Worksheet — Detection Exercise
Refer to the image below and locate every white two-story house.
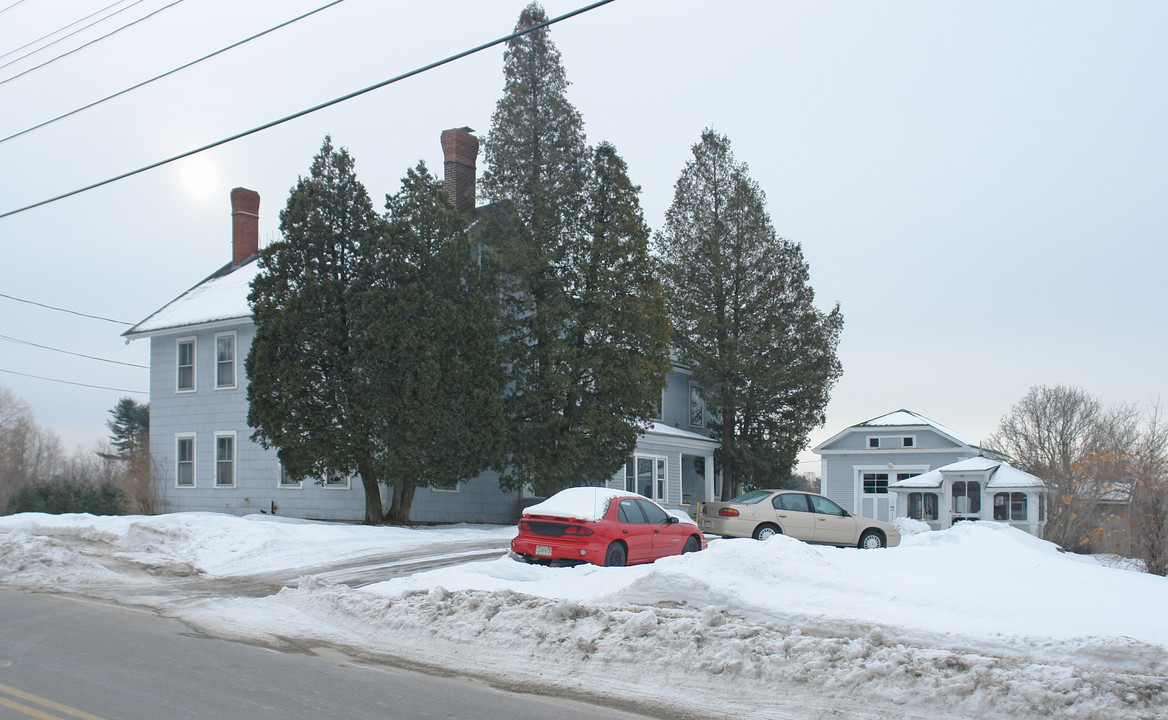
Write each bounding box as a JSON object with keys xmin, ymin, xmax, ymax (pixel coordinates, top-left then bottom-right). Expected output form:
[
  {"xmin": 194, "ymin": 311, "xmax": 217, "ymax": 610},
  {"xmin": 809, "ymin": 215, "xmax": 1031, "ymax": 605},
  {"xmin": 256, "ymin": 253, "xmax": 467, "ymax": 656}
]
[{"xmin": 123, "ymin": 128, "xmax": 718, "ymax": 523}]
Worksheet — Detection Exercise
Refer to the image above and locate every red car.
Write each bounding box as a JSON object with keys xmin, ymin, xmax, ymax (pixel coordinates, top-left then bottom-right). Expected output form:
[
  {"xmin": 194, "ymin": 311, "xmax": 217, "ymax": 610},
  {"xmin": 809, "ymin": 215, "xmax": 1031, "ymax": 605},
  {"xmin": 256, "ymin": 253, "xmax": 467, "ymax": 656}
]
[{"xmin": 511, "ymin": 487, "xmax": 707, "ymax": 567}]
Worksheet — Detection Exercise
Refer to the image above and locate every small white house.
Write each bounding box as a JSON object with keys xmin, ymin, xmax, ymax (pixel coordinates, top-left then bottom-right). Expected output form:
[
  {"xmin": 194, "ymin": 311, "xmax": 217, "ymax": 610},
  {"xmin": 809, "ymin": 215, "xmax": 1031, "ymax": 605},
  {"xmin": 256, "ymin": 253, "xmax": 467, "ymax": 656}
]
[
  {"xmin": 814, "ymin": 409, "xmax": 1006, "ymax": 522},
  {"xmin": 890, "ymin": 457, "xmax": 1046, "ymax": 537}
]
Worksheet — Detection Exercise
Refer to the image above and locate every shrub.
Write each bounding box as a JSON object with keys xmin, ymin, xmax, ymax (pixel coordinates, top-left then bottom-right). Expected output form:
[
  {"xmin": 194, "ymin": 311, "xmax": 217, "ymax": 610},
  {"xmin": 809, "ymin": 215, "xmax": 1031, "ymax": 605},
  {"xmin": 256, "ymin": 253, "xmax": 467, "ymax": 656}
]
[{"xmin": 5, "ymin": 479, "xmax": 124, "ymax": 515}]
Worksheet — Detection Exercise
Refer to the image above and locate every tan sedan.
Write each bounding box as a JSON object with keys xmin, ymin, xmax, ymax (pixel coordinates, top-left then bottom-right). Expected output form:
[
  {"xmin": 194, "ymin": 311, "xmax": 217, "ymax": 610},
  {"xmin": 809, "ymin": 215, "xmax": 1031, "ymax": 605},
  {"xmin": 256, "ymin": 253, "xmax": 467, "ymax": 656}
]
[{"xmin": 699, "ymin": 490, "xmax": 900, "ymax": 549}]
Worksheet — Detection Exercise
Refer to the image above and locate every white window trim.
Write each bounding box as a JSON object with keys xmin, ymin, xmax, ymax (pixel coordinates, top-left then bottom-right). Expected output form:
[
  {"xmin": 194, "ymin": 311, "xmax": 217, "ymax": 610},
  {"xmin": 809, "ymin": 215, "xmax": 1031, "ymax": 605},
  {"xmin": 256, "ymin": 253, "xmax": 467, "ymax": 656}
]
[
  {"xmin": 688, "ymin": 382, "xmax": 705, "ymax": 429},
  {"xmin": 214, "ymin": 431, "xmax": 236, "ymax": 488},
  {"xmin": 854, "ymin": 464, "xmax": 929, "ymax": 512},
  {"xmin": 653, "ymin": 388, "xmax": 665, "ymax": 422},
  {"xmin": 175, "ymin": 433, "xmax": 196, "ymax": 488},
  {"xmin": 176, "ymin": 337, "xmax": 197, "ymax": 393},
  {"xmin": 322, "ymin": 472, "xmax": 351, "ymax": 490},
  {"xmin": 213, "ymin": 331, "xmax": 238, "ymax": 390},
  {"xmin": 901, "ymin": 435, "xmax": 917, "ymax": 448},
  {"xmin": 866, "ymin": 436, "xmax": 881, "ymax": 449},
  {"xmin": 277, "ymin": 462, "xmax": 303, "ymax": 489},
  {"xmin": 431, "ymin": 483, "xmax": 461, "ymax": 493},
  {"xmin": 627, "ymin": 453, "xmax": 669, "ymax": 504}
]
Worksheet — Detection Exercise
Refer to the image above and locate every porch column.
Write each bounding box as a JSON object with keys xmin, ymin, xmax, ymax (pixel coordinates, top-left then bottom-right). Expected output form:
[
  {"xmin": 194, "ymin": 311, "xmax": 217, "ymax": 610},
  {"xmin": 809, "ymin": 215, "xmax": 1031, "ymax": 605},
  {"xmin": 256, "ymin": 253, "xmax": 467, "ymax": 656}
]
[{"xmin": 704, "ymin": 454, "xmax": 715, "ymax": 501}]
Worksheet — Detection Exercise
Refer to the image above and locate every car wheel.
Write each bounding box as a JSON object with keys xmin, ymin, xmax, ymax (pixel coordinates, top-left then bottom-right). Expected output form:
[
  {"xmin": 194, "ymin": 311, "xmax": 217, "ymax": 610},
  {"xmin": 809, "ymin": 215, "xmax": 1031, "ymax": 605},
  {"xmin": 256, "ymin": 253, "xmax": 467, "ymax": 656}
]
[
  {"xmin": 604, "ymin": 542, "xmax": 627, "ymax": 567},
  {"xmin": 752, "ymin": 523, "xmax": 781, "ymax": 541},
  {"xmin": 858, "ymin": 530, "xmax": 886, "ymax": 549},
  {"xmin": 682, "ymin": 535, "xmax": 701, "ymax": 554}
]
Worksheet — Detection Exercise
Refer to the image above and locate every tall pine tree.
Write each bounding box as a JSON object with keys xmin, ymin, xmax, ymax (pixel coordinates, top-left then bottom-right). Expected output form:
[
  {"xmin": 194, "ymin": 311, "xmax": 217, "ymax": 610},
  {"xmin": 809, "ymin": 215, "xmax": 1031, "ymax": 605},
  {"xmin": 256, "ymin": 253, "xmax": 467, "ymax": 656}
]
[
  {"xmin": 481, "ymin": 3, "xmax": 670, "ymax": 495},
  {"xmin": 657, "ymin": 129, "xmax": 843, "ymax": 499},
  {"xmin": 351, "ymin": 162, "xmax": 504, "ymax": 523},
  {"xmin": 246, "ymin": 137, "xmax": 385, "ymax": 523}
]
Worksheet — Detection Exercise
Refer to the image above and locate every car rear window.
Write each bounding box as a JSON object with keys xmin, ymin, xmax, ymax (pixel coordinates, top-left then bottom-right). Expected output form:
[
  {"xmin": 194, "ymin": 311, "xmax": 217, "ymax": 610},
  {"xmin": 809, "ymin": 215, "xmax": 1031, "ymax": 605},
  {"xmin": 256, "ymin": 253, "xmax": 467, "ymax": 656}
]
[{"xmin": 730, "ymin": 490, "xmax": 772, "ymax": 505}]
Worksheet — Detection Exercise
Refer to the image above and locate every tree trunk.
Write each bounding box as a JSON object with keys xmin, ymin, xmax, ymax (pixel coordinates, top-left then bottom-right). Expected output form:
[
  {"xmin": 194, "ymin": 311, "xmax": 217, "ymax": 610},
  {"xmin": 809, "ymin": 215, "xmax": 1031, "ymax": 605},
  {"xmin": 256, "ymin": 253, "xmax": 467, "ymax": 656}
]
[
  {"xmin": 356, "ymin": 459, "xmax": 384, "ymax": 525},
  {"xmin": 386, "ymin": 481, "xmax": 416, "ymax": 525}
]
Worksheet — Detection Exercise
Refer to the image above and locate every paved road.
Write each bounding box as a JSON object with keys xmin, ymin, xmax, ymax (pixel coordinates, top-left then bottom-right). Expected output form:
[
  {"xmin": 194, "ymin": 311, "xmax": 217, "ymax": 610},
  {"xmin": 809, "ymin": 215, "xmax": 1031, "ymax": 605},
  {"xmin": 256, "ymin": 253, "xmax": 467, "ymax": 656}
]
[{"xmin": 0, "ymin": 589, "xmax": 655, "ymax": 720}]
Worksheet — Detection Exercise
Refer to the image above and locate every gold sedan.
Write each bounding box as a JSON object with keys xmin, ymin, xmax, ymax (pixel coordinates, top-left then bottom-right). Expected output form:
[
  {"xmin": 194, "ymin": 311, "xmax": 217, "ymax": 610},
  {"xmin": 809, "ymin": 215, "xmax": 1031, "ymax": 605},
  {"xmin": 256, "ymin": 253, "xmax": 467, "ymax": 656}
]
[{"xmin": 699, "ymin": 490, "xmax": 900, "ymax": 548}]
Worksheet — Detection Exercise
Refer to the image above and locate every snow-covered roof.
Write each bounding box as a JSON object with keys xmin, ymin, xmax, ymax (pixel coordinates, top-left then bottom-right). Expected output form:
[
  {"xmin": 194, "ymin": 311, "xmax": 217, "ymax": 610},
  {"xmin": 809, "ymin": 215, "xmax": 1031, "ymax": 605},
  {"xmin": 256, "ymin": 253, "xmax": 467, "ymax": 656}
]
[
  {"xmin": 124, "ymin": 259, "xmax": 260, "ymax": 338},
  {"xmin": 890, "ymin": 457, "xmax": 1043, "ymax": 489},
  {"xmin": 856, "ymin": 409, "xmax": 978, "ymax": 447},
  {"xmin": 645, "ymin": 422, "xmax": 718, "ymax": 445},
  {"xmin": 813, "ymin": 408, "xmax": 987, "ymax": 452},
  {"xmin": 522, "ymin": 487, "xmax": 631, "ymax": 522}
]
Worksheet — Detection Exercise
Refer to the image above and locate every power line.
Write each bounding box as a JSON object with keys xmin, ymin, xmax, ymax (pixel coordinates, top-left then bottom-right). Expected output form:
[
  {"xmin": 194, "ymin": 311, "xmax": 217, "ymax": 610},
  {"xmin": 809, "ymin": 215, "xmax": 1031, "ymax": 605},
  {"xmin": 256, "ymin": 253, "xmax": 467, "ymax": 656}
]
[
  {"xmin": 0, "ymin": 0, "xmax": 31, "ymax": 17},
  {"xmin": 0, "ymin": 0, "xmax": 131, "ymax": 62},
  {"xmin": 1, "ymin": 0, "xmax": 349, "ymax": 146},
  {"xmin": 0, "ymin": 291, "xmax": 134, "ymax": 325},
  {"xmin": 0, "ymin": 333, "xmax": 148, "ymax": 368},
  {"xmin": 0, "ymin": 0, "xmax": 618, "ymax": 220},
  {"xmin": 0, "ymin": 0, "xmax": 185, "ymax": 87},
  {"xmin": 0, "ymin": 367, "xmax": 147, "ymax": 394}
]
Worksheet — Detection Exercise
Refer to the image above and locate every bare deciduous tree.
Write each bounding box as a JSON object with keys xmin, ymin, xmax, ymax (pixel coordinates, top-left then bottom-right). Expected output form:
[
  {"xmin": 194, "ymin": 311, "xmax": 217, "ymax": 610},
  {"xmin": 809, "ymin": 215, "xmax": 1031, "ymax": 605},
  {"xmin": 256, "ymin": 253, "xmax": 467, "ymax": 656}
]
[
  {"xmin": 988, "ymin": 385, "xmax": 1138, "ymax": 551},
  {"xmin": 990, "ymin": 386, "xmax": 1168, "ymax": 575}
]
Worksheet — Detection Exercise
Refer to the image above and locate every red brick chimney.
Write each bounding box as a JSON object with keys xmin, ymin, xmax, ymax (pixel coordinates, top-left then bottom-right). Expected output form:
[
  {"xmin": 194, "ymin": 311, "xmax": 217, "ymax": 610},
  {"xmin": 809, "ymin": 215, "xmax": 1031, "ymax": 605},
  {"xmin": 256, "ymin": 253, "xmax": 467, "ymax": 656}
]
[
  {"xmin": 440, "ymin": 127, "xmax": 478, "ymax": 218},
  {"xmin": 230, "ymin": 187, "xmax": 260, "ymax": 267}
]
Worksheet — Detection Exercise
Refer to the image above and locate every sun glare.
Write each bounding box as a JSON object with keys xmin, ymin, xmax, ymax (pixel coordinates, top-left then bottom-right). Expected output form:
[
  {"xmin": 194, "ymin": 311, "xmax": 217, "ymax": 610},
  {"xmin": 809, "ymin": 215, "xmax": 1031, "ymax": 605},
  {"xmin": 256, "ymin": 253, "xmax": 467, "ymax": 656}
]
[{"xmin": 180, "ymin": 155, "xmax": 220, "ymax": 200}]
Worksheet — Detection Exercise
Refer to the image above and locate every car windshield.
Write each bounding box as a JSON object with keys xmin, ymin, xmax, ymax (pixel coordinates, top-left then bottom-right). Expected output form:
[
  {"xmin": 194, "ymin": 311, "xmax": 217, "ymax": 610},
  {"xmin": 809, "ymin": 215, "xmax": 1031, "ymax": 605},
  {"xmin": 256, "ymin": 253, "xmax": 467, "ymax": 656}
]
[{"xmin": 729, "ymin": 490, "xmax": 772, "ymax": 505}]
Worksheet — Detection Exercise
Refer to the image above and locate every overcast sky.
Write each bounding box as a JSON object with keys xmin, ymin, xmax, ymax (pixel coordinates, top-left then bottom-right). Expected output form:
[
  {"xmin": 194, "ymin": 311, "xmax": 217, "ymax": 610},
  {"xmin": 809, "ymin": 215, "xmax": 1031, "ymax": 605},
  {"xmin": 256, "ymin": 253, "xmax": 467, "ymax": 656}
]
[{"xmin": 1, "ymin": 0, "xmax": 1164, "ymax": 475}]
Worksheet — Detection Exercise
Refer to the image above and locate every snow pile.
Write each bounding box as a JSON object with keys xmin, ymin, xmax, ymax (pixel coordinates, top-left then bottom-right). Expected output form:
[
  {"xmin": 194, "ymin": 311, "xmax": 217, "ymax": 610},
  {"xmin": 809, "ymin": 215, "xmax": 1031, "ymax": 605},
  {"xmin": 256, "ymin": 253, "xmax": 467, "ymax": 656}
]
[{"xmin": 2, "ymin": 512, "xmax": 1166, "ymax": 719}]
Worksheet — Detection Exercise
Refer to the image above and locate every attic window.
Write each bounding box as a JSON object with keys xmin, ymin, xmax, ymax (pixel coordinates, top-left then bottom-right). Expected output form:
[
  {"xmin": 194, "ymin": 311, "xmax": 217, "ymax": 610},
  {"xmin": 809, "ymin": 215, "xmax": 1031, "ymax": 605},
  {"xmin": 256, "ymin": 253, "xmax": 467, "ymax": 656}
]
[
  {"xmin": 902, "ymin": 436, "xmax": 915, "ymax": 448},
  {"xmin": 868, "ymin": 437, "xmax": 880, "ymax": 449}
]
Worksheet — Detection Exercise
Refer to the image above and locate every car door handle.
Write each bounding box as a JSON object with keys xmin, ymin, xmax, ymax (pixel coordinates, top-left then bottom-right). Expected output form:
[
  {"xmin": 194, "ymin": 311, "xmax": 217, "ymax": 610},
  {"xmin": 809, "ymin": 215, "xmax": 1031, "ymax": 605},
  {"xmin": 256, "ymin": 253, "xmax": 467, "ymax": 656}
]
[{"xmin": 778, "ymin": 514, "xmax": 788, "ymax": 518}]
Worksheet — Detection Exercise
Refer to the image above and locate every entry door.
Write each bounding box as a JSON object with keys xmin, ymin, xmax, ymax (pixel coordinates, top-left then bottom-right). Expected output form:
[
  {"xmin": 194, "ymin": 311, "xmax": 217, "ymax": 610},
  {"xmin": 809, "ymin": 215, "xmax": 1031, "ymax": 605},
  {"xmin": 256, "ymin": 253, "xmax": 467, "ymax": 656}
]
[{"xmin": 860, "ymin": 472, "xmax": 891, "ymax": 521}]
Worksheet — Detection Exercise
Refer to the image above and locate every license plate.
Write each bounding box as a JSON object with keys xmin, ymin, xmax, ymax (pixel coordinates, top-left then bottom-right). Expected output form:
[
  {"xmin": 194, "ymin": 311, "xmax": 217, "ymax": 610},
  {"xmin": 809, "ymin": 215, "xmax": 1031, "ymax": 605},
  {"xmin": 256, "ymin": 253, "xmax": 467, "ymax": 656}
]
[
  {"xmin": 702, "ymin": 520, "xmax": 711, "ymax": 528},
  {"xmin": 535, "ymin": 545, "xmax": 553, "ymax": 557}
]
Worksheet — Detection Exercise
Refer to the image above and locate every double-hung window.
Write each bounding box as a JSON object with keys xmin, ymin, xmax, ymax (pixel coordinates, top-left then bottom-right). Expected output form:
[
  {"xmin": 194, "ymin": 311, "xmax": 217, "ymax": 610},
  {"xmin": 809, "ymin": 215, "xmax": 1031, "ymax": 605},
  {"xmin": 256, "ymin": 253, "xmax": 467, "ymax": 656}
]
[
  {"xmin": 177, "ymin": 338, "xmax": 195, "ymax": 391},
  {"xmin": 689, "ymin": 383, "xmax": 705, "ymax": 428},
  {"xmin": 176, "ymin": 435, "xmax": 195, "ymax": 487},
  {"xmin": 215, "ymin": 333, "xmax": 236, "ymax": 389},
  {"xmin": 215, "ymin": 433, "xmax": 235, "ymax": 487}
]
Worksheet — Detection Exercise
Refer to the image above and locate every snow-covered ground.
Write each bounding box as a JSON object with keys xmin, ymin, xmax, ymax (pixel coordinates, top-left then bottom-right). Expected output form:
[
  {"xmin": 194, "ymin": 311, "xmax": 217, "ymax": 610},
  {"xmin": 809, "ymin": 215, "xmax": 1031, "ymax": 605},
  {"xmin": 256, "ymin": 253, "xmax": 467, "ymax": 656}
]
[{"xmin": 2, "ymin": 511, "xmax": 1165, "ymax": 720}]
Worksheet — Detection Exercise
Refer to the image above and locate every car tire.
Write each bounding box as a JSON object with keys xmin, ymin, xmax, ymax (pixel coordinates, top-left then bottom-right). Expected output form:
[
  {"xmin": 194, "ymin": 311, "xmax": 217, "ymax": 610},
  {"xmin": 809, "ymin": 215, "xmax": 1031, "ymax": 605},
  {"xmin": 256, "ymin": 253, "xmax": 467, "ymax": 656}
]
[
  {"xmin": 858, "ymin": 530, "xmax": 886, "ymax": 549},
  {"xmin": 604, "ymin": 542, "xmax": 627, "ymax": 567},
  {"xmin": 752, "ymin": 523, "xmax": 781, "ymax": 541},
  {"xmin": 682, "ymin": 535, "xmax": 701, "ymax": 554}
]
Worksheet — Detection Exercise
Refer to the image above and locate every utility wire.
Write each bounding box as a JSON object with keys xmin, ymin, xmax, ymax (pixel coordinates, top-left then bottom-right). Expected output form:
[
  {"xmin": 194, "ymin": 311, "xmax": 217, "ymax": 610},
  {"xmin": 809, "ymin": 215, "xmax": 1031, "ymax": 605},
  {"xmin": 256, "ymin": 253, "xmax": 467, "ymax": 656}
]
[
  {"xmin": 0, "ymin": 0, "xmax": 142, "ymax": 70},
  {"xmin": 0, "ymin": 0, "xmax": 185, "ymax": 87},
  {"xmin": 0, "ymin": 291, "xmax": 134, "ymax": 325},
  {"xmin": 1, "ymin": 0, "xmax": 130, "ymax": 62},
  {"xmin": 0, "ymin": 0, "xmax": 31, "ymax": 17},
  {"xmin": 0, "ymin": 333, "xmax": 148, "ymax": 368},
  {"xmin": 0, "ymin": 367, "xmax": 147, "ymax": 394},
  {"xmin": 1, "ymin": 0, "xmax": 349, "ymax": 146},
  {"xmin": 0, "ymin": 0, "xmax": 617, "ymax": 220}
]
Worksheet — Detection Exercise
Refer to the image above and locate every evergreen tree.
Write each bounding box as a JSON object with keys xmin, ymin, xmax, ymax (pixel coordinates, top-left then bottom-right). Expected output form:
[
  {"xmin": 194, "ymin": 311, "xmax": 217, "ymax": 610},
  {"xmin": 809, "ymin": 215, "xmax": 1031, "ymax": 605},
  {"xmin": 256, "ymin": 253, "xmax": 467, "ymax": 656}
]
[
  {"xmin": 106, "ymin": 397, "xmax": 148, "ymax": 458},
  {"xmin": 352, "ymin": 162, "xmax": 505, "ymax": 523},
  {"xmin": 657, "ymin": 129, "xmax": 843, "ymax": 500},
  {"xmin": 481, "ymin": 3, "xmax": 670, "ymax": 495},
  {"xmin": 246, "ymin": 137, "xmax": 385, "ymax": 523}
]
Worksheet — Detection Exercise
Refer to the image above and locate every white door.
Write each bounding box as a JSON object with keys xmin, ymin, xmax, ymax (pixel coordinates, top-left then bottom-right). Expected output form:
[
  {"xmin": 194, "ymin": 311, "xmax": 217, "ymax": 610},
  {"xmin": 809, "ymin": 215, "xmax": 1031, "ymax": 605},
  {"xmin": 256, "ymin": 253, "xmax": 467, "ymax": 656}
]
[{"xmin": 859, "ymin": 472, "xmax": 891, "ymax": 521}]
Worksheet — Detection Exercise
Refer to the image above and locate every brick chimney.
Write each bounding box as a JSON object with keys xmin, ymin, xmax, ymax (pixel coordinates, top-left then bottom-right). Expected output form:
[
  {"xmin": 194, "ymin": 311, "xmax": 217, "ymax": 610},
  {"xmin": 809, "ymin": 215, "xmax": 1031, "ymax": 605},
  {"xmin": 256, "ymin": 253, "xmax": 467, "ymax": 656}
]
[
  {"xmin": 230, "ymin": 187, "xmax": 260, "ymax": 267},
  {"xmin": 440, "ymin": 127, "xmax": 478, "ymax": 218}
]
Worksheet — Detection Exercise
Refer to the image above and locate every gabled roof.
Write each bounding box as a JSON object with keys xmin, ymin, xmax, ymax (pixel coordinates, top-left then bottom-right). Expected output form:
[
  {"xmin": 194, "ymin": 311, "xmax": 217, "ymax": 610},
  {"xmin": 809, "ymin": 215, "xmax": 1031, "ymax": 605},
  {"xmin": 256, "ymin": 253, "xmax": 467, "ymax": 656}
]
[
  {"xmin": 813, "ymin": 408, "xmax": 984, "ymax": 452},
  {"xmin": 890, "ymin": 457, "xmax": 1043, "ymax": 489},
  {"xmin": 123, "ymin": 259, "xmax": 260, "ymax": 339}
]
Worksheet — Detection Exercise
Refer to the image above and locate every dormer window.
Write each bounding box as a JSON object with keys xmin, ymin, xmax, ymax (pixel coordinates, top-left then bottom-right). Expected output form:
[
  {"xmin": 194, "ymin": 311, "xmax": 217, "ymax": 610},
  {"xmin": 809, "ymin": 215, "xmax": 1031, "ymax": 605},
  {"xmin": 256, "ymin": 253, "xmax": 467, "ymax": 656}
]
[
  {"xmin": 902, "ymin": 436, "xmax": 914, "ymax": 448},
  {"xmin": 868, "ymin": 437, "xmax": 880, "ymax": 448}
]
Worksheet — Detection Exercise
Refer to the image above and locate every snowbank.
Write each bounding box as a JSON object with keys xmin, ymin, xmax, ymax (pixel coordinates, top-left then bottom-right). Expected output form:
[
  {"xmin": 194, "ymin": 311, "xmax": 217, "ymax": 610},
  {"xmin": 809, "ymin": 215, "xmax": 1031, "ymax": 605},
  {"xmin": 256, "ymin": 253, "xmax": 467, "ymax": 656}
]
[{"xmin": 2, "ymin": 512, "xmax": 1165, "ymax": 720}]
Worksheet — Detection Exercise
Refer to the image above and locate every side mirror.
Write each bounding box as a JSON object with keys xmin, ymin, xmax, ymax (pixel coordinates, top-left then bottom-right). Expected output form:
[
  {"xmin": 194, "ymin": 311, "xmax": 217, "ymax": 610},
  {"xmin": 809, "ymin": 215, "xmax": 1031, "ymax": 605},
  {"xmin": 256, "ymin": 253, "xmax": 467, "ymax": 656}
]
[{"xmin": 667, "ymin": 516, "xmax": 680, "ymax": 524}]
